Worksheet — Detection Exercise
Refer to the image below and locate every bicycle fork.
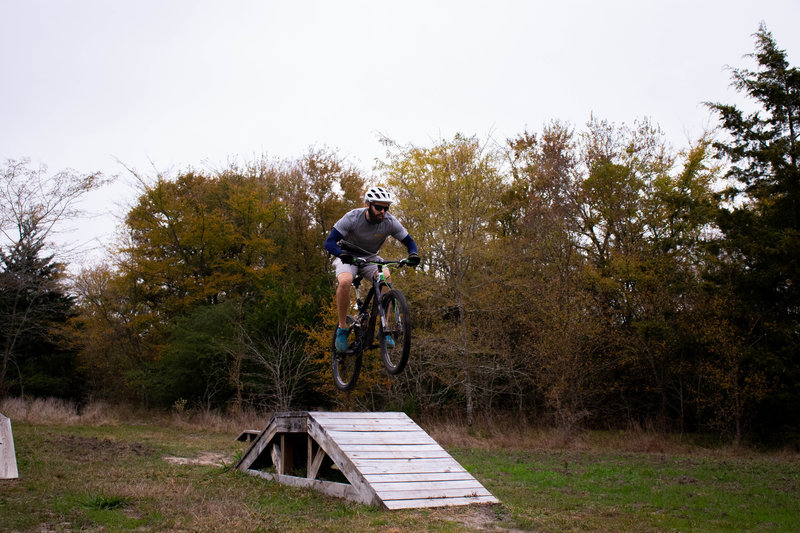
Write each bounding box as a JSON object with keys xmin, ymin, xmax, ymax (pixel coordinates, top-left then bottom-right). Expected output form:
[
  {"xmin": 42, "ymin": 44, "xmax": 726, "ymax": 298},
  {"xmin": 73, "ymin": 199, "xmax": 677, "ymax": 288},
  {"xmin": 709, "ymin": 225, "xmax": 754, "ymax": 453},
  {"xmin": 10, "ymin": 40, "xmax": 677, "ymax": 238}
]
[{"xmin": 374, "ymin": 279, "xmax": 396, "ymax": 333}]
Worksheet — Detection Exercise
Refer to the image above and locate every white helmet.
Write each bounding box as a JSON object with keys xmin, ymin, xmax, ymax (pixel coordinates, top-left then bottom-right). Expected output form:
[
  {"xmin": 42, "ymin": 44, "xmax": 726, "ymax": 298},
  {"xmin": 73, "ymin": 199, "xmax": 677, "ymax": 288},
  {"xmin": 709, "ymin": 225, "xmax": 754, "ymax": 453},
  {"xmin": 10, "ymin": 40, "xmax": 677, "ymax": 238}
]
[{"xmin": 364, "ymin": 186, "xmax": 394, "ymax": 204}]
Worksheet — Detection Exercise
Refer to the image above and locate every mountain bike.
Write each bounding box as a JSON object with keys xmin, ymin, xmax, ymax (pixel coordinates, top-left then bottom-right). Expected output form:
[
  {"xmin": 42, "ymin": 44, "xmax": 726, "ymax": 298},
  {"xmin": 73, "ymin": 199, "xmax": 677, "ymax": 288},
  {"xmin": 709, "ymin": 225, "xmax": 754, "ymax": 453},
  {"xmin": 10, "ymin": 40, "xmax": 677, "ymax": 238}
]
[{"xmin": 331, "ymin": 258, "xmax": 412, "ymax": 391}]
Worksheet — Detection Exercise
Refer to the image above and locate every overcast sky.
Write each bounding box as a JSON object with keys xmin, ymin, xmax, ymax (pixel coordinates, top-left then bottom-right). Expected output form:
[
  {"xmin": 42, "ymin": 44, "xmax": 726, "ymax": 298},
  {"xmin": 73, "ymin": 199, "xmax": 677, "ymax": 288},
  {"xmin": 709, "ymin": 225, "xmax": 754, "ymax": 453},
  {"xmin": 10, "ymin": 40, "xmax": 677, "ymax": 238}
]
[{"xmin": 2, "ymin": 1, "xmax": 799, "ymax": 265}]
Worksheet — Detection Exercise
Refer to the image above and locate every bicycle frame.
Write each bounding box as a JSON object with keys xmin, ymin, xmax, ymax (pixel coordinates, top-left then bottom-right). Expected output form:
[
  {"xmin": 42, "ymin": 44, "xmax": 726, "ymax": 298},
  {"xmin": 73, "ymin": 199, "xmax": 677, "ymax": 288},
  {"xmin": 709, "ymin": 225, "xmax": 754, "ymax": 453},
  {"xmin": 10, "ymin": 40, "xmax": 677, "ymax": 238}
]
[{"xmin": 349, "ymin": 259, "xmax": 406, "ymax": 350}]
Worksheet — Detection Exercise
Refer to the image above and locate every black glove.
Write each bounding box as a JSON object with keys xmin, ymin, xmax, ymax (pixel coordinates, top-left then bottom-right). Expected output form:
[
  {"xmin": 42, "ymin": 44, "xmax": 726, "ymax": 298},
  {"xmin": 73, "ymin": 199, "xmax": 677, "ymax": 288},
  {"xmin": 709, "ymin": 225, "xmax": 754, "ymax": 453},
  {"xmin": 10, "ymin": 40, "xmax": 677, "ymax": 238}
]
[
  {"xmin": 339, "ymin": 253, "xmax": 355, "ymax": 265},
  {"xmin": 406, "ymin": 253, "xmax": 420, "ymax": 267}
]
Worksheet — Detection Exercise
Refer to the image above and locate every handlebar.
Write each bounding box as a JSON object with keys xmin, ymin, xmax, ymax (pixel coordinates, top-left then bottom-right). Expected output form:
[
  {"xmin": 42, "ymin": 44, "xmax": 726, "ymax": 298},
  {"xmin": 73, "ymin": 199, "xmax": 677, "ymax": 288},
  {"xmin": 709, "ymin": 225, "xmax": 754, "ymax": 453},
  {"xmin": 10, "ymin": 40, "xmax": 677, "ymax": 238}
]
[{"xmin": 353, "ymin": 257, "xmax": 410, "ymax": 268}]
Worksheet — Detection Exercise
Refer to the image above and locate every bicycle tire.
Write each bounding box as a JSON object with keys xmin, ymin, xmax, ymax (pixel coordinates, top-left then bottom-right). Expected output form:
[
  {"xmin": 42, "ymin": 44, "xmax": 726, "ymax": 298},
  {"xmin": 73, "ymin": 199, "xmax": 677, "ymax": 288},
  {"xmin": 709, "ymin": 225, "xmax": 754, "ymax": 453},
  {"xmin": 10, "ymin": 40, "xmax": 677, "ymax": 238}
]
[
  {"xmin": 379, "ymin": 289, "xmax": 411, "ymax": 375},
  {"xmin": 331, "ymin": 328, "xmax": 362, "ymax": 390}
]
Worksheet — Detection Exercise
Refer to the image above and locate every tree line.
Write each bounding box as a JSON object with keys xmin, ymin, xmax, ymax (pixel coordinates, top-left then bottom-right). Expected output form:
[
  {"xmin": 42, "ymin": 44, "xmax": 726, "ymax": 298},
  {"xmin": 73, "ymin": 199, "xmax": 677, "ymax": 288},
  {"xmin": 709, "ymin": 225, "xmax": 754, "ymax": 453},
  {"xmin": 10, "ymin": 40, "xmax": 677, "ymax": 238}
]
[{"xmin": 1, "ymin": 26, "xmax": 797, "ymax": 443}]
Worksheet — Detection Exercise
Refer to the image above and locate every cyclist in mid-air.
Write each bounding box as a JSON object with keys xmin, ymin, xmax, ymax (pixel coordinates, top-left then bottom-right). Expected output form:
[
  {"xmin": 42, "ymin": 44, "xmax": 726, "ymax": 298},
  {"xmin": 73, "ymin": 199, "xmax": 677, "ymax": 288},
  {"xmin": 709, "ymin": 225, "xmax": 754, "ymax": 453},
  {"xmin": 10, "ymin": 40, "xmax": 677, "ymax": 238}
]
[{"xmin": 324, "ymin": 186, "xmax": 420, "ymax": 353}]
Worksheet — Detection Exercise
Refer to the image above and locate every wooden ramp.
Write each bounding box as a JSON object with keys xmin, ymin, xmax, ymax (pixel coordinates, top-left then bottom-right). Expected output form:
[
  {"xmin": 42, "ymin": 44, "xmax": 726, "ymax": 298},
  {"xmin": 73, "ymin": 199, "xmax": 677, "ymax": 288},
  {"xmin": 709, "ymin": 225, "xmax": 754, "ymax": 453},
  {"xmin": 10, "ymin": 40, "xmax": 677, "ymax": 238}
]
[{"xmin": 236, "ymin": 411, "xmax": 498, "ymax": 509}]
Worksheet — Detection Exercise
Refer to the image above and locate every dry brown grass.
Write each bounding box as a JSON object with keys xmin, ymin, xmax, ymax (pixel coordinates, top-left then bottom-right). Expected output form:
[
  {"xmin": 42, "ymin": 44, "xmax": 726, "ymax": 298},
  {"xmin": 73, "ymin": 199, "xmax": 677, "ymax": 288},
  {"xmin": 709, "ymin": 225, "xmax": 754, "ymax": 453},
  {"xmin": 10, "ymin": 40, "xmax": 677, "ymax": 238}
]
[
  {"xmin": 1, "ymin": 396, "xmax": 84, "ymax": 424},
  {"xmin": 3, "ymin": 397, "xmax": 796, "ymax": 458},
  {"xmin": 0, "ymin": 396, "xmax": 269, "ymax": 434},
  {"xmin": 418, "ymin": 410, "xmax": 800, "ymax": 457}
]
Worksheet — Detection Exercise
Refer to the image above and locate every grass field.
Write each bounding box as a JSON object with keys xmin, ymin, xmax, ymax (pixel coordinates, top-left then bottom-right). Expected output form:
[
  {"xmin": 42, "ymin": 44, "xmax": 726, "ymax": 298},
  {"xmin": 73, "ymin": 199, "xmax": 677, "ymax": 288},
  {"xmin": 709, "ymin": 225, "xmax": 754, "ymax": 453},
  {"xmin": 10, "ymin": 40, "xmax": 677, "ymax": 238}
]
[{"xmin": 1, "ymin": 398, "xmax": 799, "ymax": 532}]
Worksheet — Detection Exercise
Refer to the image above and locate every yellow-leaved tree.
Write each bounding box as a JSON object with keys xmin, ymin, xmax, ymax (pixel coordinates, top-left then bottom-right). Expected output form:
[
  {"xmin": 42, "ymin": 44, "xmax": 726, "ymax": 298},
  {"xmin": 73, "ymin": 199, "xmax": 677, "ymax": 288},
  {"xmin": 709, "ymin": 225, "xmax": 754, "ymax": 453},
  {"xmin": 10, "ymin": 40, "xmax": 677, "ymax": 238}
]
[{"xmin": 378, "ymin": 134, "xmax": 508, "ymax": 424}]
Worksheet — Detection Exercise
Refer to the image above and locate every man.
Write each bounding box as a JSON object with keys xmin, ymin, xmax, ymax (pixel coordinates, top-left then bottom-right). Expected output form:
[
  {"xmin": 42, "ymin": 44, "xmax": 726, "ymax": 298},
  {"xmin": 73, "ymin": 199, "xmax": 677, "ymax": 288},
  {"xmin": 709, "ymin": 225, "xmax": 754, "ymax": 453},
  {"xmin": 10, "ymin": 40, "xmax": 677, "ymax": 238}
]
[{"xmin": 324, "ymin": 186, "xmax": 420, "ymax": 352}]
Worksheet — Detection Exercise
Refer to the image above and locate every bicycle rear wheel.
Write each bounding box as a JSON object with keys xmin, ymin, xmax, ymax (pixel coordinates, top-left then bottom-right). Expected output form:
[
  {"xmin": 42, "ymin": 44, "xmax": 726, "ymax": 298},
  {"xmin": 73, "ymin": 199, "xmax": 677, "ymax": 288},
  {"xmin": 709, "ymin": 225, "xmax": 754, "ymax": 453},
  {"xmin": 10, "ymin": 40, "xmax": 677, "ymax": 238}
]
[
  {"xmin": 331, "ymin": 328, "xmax": 362, "ymax": 391},
  {"xmin": 379, "ymin": 289, "xmax": 411, "ymax": 375}
]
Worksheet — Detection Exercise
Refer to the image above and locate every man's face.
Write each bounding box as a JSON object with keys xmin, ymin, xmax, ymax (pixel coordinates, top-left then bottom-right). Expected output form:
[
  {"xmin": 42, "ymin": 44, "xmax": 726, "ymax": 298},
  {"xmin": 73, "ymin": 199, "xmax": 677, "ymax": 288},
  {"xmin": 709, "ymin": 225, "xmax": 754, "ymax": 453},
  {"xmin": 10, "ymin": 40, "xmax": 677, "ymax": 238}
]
[{"xmin": 369, "ymin": 202, "xmax": 390, "ymax": 222}]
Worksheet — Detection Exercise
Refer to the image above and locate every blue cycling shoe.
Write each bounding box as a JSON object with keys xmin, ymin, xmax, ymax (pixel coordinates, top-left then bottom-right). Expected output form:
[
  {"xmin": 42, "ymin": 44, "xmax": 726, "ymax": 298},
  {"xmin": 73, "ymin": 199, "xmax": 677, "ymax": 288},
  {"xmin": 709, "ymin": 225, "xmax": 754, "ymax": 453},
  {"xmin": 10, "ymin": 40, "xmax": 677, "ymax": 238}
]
[
  {"xmin": 335, "ymin": 327, "xmax": 350, "ymax": 352},
  {"xmin": 385, "ymin": 334, "xmax": 395, "ymax": 348}
]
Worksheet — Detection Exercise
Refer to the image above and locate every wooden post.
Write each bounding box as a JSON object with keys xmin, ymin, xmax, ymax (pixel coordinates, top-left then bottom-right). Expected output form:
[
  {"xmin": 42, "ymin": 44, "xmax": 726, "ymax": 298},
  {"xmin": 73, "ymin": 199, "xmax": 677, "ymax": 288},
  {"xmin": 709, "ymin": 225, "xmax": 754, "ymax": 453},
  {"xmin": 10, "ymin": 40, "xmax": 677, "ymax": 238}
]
[
  {"xmin": 280, "ymin": 434, "xmax": 294, "ymax": 475},
  {"xmin": 1, "ymin": 413, "xmax": 19, "ymax": 479}
]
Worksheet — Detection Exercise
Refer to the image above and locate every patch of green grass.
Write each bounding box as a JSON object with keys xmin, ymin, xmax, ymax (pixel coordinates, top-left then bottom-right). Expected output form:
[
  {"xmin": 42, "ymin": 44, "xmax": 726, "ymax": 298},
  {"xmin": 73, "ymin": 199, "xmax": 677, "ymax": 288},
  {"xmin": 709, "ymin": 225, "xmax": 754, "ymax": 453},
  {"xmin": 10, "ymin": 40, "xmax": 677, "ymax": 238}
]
[
  {"xmin": 73, "ymin": 493, "xmax": 154, "ymax": 530},
  {"xmin": 453, "ymin": 448, "xmax": 800, "ymax": 532},
  {"xmin": 84, "ymin": 493, "xmax": 131, "ymax": 510}
]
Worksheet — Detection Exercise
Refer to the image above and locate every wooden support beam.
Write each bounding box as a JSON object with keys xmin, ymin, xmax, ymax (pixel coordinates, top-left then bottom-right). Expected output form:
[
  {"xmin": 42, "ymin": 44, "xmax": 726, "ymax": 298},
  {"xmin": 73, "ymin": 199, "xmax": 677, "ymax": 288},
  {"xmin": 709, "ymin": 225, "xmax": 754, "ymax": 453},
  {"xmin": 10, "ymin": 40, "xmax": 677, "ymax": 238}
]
[{"xmin": 307, "ymin": 439, "xmax": 326, "ymax": 480}]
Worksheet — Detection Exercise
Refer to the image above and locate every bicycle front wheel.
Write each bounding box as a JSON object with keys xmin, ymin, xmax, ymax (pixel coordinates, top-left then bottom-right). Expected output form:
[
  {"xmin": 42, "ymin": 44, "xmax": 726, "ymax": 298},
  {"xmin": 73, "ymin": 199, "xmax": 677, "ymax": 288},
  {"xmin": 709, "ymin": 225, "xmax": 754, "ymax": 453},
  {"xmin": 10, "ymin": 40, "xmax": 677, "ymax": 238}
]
[
  {"xmin": 331, "ymin": 328, "xmax": 362, "ymax": 391},
  {"xmin": 379, "ymin": 289, "xmax": 411, "ymax": 375}
]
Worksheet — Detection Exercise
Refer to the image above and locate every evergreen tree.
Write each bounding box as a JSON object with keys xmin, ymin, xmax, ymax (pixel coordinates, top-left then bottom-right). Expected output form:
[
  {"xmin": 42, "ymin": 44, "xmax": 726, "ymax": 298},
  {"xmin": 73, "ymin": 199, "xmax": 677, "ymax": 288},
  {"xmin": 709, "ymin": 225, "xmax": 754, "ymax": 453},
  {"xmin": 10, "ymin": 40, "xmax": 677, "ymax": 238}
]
[
  {"xmin": 1, "ymin": 158, "xmax": 104, "ymax": 397},
  {"xmin": 0, "ymin": 219, "xmax": 76, "ymax": 397},
  {"xmin": 707, "ymin": 24, "xmax": 800, "ymax": 439}
]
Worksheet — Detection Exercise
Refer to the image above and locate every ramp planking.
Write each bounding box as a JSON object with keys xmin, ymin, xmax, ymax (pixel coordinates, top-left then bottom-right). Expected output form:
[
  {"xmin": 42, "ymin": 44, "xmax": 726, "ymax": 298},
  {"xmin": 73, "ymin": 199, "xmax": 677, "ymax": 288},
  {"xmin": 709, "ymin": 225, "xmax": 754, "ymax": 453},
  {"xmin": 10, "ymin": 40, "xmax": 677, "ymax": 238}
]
[{"xmin": 236, "ymin": 411, "xmax": 498, "ymax": 510}]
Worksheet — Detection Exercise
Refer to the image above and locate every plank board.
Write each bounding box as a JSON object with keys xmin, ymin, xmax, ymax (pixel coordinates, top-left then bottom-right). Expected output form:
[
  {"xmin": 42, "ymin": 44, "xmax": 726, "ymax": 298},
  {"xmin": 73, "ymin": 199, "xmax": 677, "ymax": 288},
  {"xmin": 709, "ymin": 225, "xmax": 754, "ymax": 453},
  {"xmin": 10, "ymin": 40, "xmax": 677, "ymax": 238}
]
[
  {"xmin": 323, "ymin": 431, "xmax": 439, "ymax": 446},
  {"xmin": 363, "ymin": 471, "xmax": 478, "ymax": 483},
  {"xmin": 384, "ymin": 495, "xmax": 499, "ymax": 510},
  {"xmin": 371, "ymin": 479, "xmax": 487, "ymax": 492},
  {"xmin": 336, "ymin": 443, "xmax": 442, "ymax": 452},
  {"xmin": 350, "ymin": 459, "xmax": 467, "ymax": 475},
  {"xmin": 374, "ymin": 487, "xmax": 494, "ymax": 500},
  {"xmin": 310, "ymin": 411, "xmax": 411, "ymax": 420},
  {"xmin": 346, "ymin": 450, "xmax": 450, "ymax": 460},
  {"xmin": 307, "ymin": 422, "xmax": 418, "ymax": 432}
]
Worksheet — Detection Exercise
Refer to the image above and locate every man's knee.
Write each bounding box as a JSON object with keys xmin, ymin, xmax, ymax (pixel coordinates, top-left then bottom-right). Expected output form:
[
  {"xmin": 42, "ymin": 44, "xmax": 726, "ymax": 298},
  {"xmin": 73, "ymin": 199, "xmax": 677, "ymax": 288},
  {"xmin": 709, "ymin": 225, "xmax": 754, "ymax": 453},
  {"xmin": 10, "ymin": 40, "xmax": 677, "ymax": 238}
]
[{"xmin": 337, "ymin": 273, "xmax": 354, "ymax": 291}]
